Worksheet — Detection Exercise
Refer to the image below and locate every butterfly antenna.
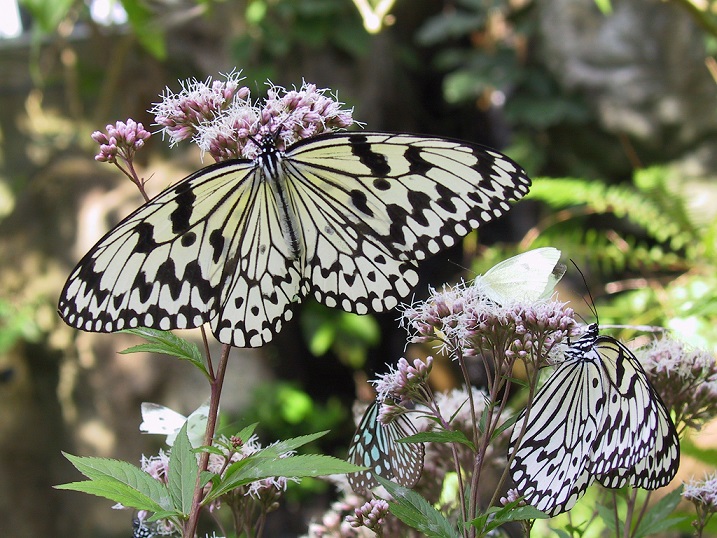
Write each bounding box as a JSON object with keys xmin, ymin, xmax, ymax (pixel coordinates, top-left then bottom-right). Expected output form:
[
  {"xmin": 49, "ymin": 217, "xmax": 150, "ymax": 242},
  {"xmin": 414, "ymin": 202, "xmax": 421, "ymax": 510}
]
[{"xmin": 571, "ymin": 260, "xmax": 599, "ymax": 324}]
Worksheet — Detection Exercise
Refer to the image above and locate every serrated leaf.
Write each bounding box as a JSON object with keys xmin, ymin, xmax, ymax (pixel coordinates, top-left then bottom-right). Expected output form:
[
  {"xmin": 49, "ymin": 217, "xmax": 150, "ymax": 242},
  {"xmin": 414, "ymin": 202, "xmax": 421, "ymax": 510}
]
[
  {"xmin": 119, "ymin": 328, "xmax": 208, "ymax": 377},
  {"xmin": 207, "ymin": 454, "xmax": 362, "ymax": 501},
  {"xmin": 399, "ymin": 429, "xmax": 475, "ymax": 450},
  {"xmin": 377, "ymin": 476, "xmax": 461, "ymax": 538},
  {"xmin": 56, "ymin": 480, "xmax": 173, "ymax": 514},
  {"xmin": 57, "ymin": 453, "xmax": 171, "ymax": 512},
  {"xmin": 253, "ymin": 430, "xmax": 329, "ymax": 458},
  {"xmin": 168, "ymin": 423, "xmax": 199, "ymax": 515}
]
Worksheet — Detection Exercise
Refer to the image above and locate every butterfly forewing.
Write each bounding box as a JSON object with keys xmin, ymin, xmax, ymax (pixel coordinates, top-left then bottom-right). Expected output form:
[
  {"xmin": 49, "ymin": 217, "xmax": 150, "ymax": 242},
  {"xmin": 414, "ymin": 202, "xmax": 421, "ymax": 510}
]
[
  {"xmin": 59, "ymin": 132, "xmax": 530, "ymax": 347},
  {"xmin": 509, "ymin": 356, "xmax": 604, "ymax": 516},
  {"xmin": 588, "ymin": 337, "xmax": 659, "ymax": 475},
  {"xmin": 347, "ymin": 400, "xmax": 425, "ymax": 493}
]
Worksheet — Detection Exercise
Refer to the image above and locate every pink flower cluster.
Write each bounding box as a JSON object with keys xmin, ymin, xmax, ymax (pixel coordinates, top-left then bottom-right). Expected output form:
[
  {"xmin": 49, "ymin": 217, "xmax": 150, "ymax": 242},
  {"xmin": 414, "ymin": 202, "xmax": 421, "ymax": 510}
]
[
  {"xmin": 91, "ymin": 119, "xmax": 151, "ymax": 164},
  {"xmin": 148, "ymin": 73, "xmax": 356, "ymax": 162}
]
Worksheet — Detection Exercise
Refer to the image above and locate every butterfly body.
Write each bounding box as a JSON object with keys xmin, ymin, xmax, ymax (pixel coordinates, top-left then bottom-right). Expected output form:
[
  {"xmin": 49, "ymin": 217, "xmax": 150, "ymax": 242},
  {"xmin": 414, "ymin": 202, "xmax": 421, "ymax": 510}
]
[
  {"xmin": 59, "ymin": 132, "xmax": 530, "ymax": 347},
  {"xmin": 509, "ymin": 324, "xmax": 679, "ymax": 516}
]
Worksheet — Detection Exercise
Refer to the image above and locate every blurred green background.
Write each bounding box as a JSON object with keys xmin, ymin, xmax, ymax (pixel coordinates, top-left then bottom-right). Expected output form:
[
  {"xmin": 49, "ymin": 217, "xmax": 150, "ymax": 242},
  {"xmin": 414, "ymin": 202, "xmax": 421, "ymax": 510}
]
[{"xmin": 1, "ymin": 0, "xmax": 716, "ymax": 536}]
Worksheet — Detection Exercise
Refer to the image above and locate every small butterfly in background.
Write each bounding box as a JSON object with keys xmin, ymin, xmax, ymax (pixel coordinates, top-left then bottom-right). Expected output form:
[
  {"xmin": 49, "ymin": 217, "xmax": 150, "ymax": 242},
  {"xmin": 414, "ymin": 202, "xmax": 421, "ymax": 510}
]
[
  {"xmin": 472, "ymin": 247, "xmax": 566, "ymax": 305},
  {"xmin": 131, "ymin": 516, "xmax": 156, "ymax": 538},
  {"xmin": 139, "ymin": 401, "xmax": 210, "ymax": 448},
  {"xmin": 508, "ymin": 323, "xmax": 680, "ymax": 516},
  {"xmin": 347, "ymin": 398, "xmax": 425, "ymax": 494},
  {"xmin": 58, "ymin": 132, "xmax": 531, "ymax": 347}
]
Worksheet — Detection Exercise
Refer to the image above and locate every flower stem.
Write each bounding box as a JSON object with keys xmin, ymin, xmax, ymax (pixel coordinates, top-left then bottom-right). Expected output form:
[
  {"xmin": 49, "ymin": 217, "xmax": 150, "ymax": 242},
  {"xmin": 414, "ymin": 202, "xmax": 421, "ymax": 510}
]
[{"xmin": 184, "ymin": 343, "xmax": 232, "ymax": 538}]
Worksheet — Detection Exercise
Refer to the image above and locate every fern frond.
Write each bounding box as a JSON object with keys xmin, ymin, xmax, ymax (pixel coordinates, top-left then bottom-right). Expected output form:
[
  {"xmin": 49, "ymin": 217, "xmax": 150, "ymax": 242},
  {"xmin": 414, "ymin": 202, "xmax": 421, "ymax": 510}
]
[{"xmin": 526, "ymin": 177, "xmax": 696, "ymax": 250}]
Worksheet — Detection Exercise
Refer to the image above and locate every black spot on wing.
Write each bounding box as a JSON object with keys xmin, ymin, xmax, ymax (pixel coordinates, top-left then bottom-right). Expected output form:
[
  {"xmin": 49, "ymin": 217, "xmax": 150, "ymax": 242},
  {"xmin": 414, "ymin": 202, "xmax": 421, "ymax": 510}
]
[
  {"xmin": 171, "ymin": 183, "xmax": 195, "ymax": 233},
  {"xmin": 407, "ymin": 190, "xmax": 431, "ymax": 227},
  {"xmin": 181, "ymin": 232, "xmax": 196, "ymax": 247},
  {"xmin": 373, "ymin": 178, "xmax": 391, "ymax": 190},
  {"xmin": 435, "ymin": 183, "xmax": 458, "ymax": 213},
  {"xmin": 209, "ymin": 229, "xmax": 225, "ymax": 263},
  {"xmin": 350, "ymin": 189, "xmax": 373, "ymax": 217},
  {"xmin": 134, "ymin": 222, "xmax": 159, "ymax": 254},
  {"xmin": 405, "ymin": 145, "xmax": 432, "ymax": 175},
  {"xmin": 349, "ymin": 135, "xmax": 390, "ymax": 176}
]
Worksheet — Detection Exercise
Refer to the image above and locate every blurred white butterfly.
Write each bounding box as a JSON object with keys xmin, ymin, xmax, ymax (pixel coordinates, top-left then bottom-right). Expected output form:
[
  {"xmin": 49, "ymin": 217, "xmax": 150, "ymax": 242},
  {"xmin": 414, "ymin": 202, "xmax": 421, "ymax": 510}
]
[
  {"xmin": 473, "ymin": 247, "xmax": 566, "ymax": 305},
  {"xmin": 139, "ymin": 401, "xmax": 210, "ymax": 448}
]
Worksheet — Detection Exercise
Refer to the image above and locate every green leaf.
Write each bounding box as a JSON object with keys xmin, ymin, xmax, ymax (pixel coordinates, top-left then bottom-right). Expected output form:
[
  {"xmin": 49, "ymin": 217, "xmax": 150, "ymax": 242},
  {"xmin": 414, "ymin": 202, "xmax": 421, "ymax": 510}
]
[
  {"xmin": 207, "ymin": 454, "xmax": 362, "ymax": 500},
  {"xmin": 400, "ymin": 429, "xmax": 475, "ymax": 450},
  {"xmin": 56, "ymin": 453, "xmax": 171, "ymax": 513},
  {"xmin": 377, "ymin": 476, "xmax": 461, "ymax": 538},
  {"xmin": 492, "ymin": 412, "xmax": 520, "ymax": 441},
  {"xmin": 168, "ymin": 423, "xmax": 199, "ymax": 515},
  {"xmin": 19, "ymin": 0, "xmax": 75, "ymax": 33},
  {"xmin": 633, "ymin": 487, "xmax": 687, "ymax": 538},
  {"xmin": 120, "ymin": 0, "xmax": 166, "ymax": 59},
  {"xmin": 119, "ymin": 328, "xmax": 208, "ymax": 377},
  {"xmin": 251, "ymin": 430, "xmax": 329, "ymax": 458}
]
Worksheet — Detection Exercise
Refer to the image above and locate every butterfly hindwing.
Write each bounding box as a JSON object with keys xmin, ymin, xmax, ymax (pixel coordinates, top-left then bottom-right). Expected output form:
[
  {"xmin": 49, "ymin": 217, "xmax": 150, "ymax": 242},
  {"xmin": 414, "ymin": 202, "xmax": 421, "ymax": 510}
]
[
  {"xmin": 347, "ymin": 400, "xmax": 424, "ymax": 493},
  {"xmin": 60, "ymin": 132, "xmax": 530, "ymax": 347}
]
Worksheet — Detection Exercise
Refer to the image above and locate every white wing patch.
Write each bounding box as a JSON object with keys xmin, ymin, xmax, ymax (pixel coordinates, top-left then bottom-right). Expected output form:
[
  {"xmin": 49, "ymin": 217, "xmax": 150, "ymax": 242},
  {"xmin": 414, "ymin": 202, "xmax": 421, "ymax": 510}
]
[{"xmin": 59, "ymin": 132, "xmax": 531, "ymax": 347}]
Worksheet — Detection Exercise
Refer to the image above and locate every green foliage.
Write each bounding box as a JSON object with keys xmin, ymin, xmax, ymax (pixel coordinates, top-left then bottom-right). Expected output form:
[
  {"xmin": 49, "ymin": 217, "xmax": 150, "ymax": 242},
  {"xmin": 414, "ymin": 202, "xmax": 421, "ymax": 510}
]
[
  {"xmin": 19, "ymin": 0, "xmax": 166, "ymax": 58},
  {"xmin": 300, "ymin": 301, "xmax": 381, "ymax": 368},
  {"xmin": 239, "ymin": 382, "xmax": 347, "ymax": 449},
  {"xmin": 416, "ymin": 0, "xmax": 592, "ymax": 133},
  {"xmin": 19, "ymin": 0, "xmax": 75, "ymax": 33},
  {"xmin": 0, "ymin": 299, "xmax": 41, "ymax": 354},
  {"xmin": 57, "ymin": 425, "xmax": 362, "ymax": 527},
  {"xmin": 232, "ymin": 0, "xmax": 369, "ymax": 80},
  {"xmin": 521, "ymin": 165, "xmax": 717, "ymax": 348},
  {"xmin": 119, "ymin": 327, "xmax": 210, "ymax": 378},
  {"xmin": 595, "ymin": 487, "xmax": 686, "ymax": 538},
  {"xmin": 469, "ymin": 500, "xmax": 550, "ymax": 535},
  {"xmin": 377, "ymin": 476, "xmax": 462, "ymax": 538},
  {"xmin": 119, "ymin": 0, "xmax": 167, "ymax": 59}
]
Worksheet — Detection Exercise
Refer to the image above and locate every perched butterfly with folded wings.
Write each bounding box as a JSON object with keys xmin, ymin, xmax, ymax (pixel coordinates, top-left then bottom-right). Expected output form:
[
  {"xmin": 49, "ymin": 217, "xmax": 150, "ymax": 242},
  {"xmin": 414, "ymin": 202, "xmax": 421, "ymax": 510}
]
[
  {"xmin": 473, "ymin": 247, "xmax": 566, "ymax": 305},
  {"xmin": 347, "ymin": 398, "xmax": 425, "ymax": 493},
  {"xmin": 508, "ymin": 323, "xmax": 679, "ymax": 516},
  {"xmin": 58, "ymin": 132, "xmax": 531, "ymax": 347},
  {"xmin": 139, "ymin": 400, "xmax": 210, "ymax": 448}
]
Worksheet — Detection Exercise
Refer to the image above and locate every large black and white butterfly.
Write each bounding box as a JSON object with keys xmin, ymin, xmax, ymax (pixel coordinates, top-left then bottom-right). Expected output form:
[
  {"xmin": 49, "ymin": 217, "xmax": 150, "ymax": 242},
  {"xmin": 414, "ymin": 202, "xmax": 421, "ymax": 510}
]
[
  {"xmin": 347, "ymin": 398, "xmax": 425, "ymax": 493},
  {"xmin": 508, "ymin": 323, "xmax": 679, "ymax": 516},
  {"xmin": 58, "ymin": 132, "xmax": 530, "ymax": 347}
]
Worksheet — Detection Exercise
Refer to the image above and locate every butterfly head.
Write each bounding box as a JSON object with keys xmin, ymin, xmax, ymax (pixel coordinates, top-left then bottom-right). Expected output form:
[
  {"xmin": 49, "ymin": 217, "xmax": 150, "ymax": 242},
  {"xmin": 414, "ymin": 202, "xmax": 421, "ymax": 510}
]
[{"xmin": 566, "ymin": 322, "xmax": 600, "ymax": 357}]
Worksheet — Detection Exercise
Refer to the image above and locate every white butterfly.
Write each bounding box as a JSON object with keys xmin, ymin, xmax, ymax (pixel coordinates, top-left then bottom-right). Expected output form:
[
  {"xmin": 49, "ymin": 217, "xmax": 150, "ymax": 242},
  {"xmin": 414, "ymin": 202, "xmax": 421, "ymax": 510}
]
[
  {"xmin": 58, "ymin": 132, "xmax": 531, "ymax": 347},
  {"xmin": 139, "ymin": 401, "xmax": 210, "ymax": 448},
  {"xmin": 473, "ymin": 247, "xmax": 566, "ymax": 305},
  {"xmin": 508, "ymin": 324, "xmax": 679, "ymax": 516}
]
